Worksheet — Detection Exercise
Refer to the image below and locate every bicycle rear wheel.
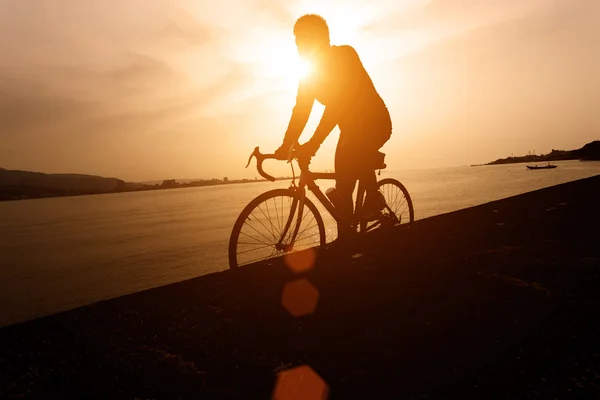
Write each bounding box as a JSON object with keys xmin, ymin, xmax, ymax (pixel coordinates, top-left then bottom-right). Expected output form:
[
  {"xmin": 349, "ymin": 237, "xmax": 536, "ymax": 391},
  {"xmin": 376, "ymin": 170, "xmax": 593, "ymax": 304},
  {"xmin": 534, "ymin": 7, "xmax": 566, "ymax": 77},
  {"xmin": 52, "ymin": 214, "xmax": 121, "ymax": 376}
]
[
  {"xmin": 228, "ymin": 188, "xmax": 326, "ymax": 269},
  {"xmin": 359, "ymin": 178, "xmax": 414, "ymax": 233},
  {"xmin": 377, "ymin": 178, "xmax": 414, "ymax": 227}
]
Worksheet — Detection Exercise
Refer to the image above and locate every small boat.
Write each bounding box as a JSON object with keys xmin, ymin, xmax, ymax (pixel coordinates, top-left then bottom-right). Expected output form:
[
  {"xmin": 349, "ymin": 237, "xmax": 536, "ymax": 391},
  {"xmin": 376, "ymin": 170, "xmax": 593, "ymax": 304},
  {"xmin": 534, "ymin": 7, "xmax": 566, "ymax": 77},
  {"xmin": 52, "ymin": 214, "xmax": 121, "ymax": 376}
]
[{"xmin": 526, "ymin": 164, "xmax": 557, "ymax": 170}]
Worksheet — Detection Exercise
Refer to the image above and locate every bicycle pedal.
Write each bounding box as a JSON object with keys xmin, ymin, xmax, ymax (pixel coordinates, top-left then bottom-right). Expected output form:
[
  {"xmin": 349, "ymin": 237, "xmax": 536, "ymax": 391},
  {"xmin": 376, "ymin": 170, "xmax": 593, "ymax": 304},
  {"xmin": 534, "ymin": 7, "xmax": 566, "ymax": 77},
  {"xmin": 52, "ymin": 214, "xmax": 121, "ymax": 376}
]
[{"xmin": 380, "ymin": 213, "xmax": 399, "ymax": 226}]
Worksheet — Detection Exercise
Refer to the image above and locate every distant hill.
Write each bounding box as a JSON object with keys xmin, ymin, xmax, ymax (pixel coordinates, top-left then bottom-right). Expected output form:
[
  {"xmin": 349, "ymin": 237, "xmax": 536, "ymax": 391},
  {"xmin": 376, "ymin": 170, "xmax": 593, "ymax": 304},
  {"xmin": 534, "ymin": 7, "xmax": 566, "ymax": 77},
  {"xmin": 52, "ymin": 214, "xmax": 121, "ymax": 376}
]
[
  {"xmin": 487, "ymin": 140, "xmax": 600, "ymax": 165},
  {"xmin": 577, "ymin": 141, "xmax": 600, "ymax": 160},
  {"xmin": 0, "ymin": 168, "xmax": 270, "ymax": 201},
  {"xmin": 0, "ymin": 169, "xmax": 126, "ymax": 201}
]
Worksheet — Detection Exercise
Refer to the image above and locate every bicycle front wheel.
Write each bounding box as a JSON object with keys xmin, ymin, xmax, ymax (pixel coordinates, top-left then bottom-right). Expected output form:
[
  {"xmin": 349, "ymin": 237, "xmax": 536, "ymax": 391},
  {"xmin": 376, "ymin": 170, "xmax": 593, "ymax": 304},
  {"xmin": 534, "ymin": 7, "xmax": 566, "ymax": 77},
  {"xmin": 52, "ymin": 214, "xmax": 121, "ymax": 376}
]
[{"xmin": 228, "ymin": 189, "xmax": 326, "ymax": 269}]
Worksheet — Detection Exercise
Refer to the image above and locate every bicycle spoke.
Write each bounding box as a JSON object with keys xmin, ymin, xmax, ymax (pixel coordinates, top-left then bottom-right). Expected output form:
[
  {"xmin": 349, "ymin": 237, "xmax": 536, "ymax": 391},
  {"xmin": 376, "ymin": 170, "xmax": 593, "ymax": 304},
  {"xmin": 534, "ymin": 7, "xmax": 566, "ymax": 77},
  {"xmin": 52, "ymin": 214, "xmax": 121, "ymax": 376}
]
[
  {"xmin": 395, "ymin": 192, "xmax": 406, "ymax": 209},
  {"xmin": 392, "ymin": 187, "xmax": 400, "ymax": 210},
  {"xmin": 252, "ymin": 205, "xmax": 282, "ymax": 240},
  {"xmin": 279, "ymin": 196, "xmax": 286, "ymax": 234},
  {"xmin": 244, "ymin": 213, "xmax": 278, "ymax": 244},
  {"xmin": 248, "ymin": 208, "xmax": 276, "ymax": 238},
  {"xmin": 239, "ymin": 229, "xmax": 273, "ymax": 244},
  {"xmin": 297, "ymin": 225, "xmax": 316, "ymax": 241},
  {"xmin": 282, "ymin": 221, "xmax": 298, "ymax": 244},
  {"xmin": 293, "ymin": 231, "xmax": 321, "ymax": 244},
  {"xmin": 273, "ymin": 196, "xmax": 282, "ymax": 234},
  {"xmin": 398, "ymin": 202, "xmax": 409, "ymax": 216},
  {"xmin": 238, "ymin": 231, "xmax": 272, "ymax": 247},
  {"xmin": 295, "ymin": 214, "xmax": 318, "ymax": 241},
  {"xmin": 245, "ymin": 212, "xmax": 277, "ymax": 243},
  {"xmin": 237, "ymin": 238, "xmax": 272, "ymax": 247},
  {"xmin": 256, "ymin": 203, "xmax": 280, "ymax": 242},
  {"xmin": 266, "ymin": 198, "xmax": 284, "ymax": 239},
  {"xmin": 267, "ymin": 247, "xmax": 280, "ymax": 259},
  {"xmin": 393, "ymin": 202, "xmax": 407, "ymax": 222},
  {"xmin": 237, "ymin": 243, "xmax": 279, "ymax": 255},
  {"xmin": 293, "ymin": 228, "xmax": 320, "ymax": 248},
  {"xmin": 393, "ymin": 197, "xmax": 408, "ymax": 217},
  {"xmin": 298, "ymin": 206, "xmax": 316, "ymax": 230},
  {"xmin": 264, "ymin": 200, "xmax": 275, "ymax": 235},
  {"xmin": 282, "ymin": 207, "xmax": 301, "ymax": 243},
  {"xmin": 239, "ymin": 198, "xmax": 298, "ymax": 263}
]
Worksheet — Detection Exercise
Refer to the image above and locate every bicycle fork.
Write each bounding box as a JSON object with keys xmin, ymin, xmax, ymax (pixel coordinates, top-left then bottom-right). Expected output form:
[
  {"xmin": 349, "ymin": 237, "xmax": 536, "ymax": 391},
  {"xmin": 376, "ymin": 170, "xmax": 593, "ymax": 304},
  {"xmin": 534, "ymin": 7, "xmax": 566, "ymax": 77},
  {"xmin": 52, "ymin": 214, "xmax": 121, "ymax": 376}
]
[{"xmin": 274, "ymin": 192, "xmax": 305, "ymax": 253}]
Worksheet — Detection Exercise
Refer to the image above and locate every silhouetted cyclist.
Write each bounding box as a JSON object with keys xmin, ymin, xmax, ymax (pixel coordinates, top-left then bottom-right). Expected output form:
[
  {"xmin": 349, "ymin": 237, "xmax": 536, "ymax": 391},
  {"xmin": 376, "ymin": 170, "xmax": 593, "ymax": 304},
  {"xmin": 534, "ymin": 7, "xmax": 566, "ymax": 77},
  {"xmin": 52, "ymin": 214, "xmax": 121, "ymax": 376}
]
[{"xmin": 274, "ymin": 14, "xmax": 392, "ymax": 241}]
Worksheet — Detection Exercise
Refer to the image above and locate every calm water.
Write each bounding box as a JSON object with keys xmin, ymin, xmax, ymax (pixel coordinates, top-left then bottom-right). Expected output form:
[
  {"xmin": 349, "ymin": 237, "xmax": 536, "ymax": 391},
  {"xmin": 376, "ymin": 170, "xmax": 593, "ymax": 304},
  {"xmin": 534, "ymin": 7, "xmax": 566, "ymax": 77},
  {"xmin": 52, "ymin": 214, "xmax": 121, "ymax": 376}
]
[{"xmin": 1, "ymin": 160, "xmax": 599, "ymax": 326}]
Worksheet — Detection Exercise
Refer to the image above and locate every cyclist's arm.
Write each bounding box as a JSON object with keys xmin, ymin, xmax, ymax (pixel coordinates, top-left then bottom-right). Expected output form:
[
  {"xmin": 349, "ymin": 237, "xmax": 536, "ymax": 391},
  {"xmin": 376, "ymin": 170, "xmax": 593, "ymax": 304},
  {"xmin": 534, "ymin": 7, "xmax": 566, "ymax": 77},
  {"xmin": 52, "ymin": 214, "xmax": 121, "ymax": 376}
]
[
  {"xmin": 282, "ymin": 81, "xmax": 315, "ymax": 147},
  {"xmin": 309, "ymin": 106, "xmax": 338, "ymax": 147}
]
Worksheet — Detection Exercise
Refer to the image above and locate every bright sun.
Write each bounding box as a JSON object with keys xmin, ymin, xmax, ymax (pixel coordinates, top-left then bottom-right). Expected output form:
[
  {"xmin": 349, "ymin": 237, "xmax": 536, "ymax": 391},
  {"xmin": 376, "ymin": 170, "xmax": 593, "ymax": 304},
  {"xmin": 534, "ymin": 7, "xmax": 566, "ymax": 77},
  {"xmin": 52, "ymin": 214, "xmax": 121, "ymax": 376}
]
[
  {"xmin": 246, "ymin": 34, "xmax": 316, "ymax": 89},
  {"xmin": 296, "ymin": 58, "xmax": 313, "ymax": 80}
]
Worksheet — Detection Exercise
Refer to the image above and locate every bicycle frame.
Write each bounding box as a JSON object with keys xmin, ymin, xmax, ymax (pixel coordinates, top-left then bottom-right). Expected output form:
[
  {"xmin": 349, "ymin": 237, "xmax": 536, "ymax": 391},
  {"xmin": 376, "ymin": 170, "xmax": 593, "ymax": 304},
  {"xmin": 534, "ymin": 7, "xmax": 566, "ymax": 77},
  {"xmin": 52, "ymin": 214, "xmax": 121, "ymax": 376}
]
[{"xmin": 297, "ymin": 169, "xmax": 370, "ymax": 229}]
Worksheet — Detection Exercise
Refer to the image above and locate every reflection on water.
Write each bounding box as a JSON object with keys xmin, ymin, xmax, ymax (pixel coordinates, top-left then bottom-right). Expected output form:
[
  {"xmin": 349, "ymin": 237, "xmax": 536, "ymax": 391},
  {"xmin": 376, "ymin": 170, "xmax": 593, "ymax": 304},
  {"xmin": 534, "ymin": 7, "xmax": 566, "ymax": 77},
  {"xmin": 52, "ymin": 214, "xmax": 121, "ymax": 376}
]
[{"xmin": 1, "ymin": 160, "xmax": 599, "ymax": 326}]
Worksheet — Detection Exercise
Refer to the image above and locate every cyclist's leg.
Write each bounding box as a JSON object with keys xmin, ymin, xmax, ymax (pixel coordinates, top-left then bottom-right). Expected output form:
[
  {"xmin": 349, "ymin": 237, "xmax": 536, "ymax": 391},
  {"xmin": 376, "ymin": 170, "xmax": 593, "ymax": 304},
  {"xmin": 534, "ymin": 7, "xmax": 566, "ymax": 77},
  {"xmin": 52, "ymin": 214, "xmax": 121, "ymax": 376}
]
[
  {"xmin": 356, "ymin": 124, "xmax": 392, "ymax": 216},
  {"xmin": 359, "ymin": 166, "xmax": 378, "ymax": 196},
  {"xmin": 358, "ymin": 154, "xmax": 384, "ymax": 219},
  {"xmin": 334, "ymin": 140, "xmax": 358, "ymax": 239}
]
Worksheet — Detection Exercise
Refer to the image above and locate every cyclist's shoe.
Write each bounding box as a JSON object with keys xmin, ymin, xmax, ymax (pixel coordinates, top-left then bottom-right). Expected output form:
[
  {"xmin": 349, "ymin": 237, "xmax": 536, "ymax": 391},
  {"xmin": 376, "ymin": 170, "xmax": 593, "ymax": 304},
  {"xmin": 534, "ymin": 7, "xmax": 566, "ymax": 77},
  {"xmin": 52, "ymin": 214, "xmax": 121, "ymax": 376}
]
[{"xmin": 360, "ymin": 191, "xmax": 386, "ymax": 221}]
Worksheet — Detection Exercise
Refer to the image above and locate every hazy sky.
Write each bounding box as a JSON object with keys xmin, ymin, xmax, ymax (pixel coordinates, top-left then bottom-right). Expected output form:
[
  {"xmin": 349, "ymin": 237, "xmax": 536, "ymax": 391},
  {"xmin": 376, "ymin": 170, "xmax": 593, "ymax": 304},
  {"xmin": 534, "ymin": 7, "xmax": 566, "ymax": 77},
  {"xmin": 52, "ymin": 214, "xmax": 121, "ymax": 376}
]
[{"xmin": 1, "ymin": 0, "xmax": 599, "ymax": 181}]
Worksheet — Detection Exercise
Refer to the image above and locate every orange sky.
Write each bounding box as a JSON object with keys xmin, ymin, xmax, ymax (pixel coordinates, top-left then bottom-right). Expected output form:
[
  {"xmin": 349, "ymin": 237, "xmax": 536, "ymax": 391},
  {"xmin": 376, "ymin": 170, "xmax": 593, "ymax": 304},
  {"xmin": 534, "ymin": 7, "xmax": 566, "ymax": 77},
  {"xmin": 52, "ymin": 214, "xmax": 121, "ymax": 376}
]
[{"xmin": 1, "ymin": 0, "xmax": 599, "ymax": 181}]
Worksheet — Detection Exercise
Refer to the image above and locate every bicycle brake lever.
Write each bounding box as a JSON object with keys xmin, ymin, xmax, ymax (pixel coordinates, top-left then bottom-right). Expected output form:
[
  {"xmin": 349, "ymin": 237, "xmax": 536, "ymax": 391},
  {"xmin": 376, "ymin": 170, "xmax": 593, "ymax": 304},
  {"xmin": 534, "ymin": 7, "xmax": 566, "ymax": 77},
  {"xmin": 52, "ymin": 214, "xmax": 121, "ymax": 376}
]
[
  {"xmin": 246, "ymin": 146, "xmax": 276, "ymax": 182},
  {"xmin": 245, "ymin": 147, "xmax": 260, "ymax": 168},
  {"xmin": 286, "ymin": 144, "xmax": 295, "ymax": 163}
]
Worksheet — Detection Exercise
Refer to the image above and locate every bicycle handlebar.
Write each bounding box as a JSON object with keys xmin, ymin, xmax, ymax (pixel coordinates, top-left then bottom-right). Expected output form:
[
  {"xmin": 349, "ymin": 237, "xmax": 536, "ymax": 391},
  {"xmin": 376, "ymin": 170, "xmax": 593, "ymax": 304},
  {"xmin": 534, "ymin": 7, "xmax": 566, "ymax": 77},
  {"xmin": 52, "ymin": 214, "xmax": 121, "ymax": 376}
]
[
  {"xmin": 245, "ymin": 147, "xmax": 278, "ymax": 182},
  {"xmin": 246, "ymin": 145, "xmax": 312, "ymax": 182}
]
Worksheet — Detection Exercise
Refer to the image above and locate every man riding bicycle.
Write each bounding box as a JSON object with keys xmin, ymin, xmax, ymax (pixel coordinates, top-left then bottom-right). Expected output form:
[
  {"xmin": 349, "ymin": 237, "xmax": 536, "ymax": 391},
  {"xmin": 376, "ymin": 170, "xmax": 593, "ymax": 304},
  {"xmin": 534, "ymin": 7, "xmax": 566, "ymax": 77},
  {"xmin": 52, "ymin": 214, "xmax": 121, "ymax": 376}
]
[{"xmin": 274, "ymin": 14, "xmax": 393, "ymax": 241}]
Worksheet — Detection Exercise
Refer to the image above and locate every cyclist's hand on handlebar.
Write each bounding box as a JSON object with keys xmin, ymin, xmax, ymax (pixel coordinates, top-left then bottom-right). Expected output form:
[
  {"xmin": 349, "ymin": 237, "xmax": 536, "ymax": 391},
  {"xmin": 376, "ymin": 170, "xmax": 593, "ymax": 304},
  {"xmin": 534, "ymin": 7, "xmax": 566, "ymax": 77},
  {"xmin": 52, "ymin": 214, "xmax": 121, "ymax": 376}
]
[{"xmin": 296, "ymin": 139, "xmax": 319, "ymax": 159}]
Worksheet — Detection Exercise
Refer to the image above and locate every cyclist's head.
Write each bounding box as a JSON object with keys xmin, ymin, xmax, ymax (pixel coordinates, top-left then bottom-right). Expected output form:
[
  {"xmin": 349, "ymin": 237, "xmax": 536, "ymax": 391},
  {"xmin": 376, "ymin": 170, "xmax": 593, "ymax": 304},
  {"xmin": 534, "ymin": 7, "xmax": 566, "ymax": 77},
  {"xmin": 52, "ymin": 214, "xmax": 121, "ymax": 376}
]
[{"xmin": 293, "ymin": 14, "xmax": 330, "ymax": 59}]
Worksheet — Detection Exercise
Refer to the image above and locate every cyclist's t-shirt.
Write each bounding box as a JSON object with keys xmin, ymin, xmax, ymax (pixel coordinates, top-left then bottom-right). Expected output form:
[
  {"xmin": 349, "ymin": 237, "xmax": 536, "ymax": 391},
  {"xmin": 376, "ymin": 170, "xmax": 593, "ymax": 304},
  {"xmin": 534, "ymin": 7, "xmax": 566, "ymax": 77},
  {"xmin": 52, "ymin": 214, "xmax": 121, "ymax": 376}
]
[{"xmin": 284, "ymin": 45, "xmax": 391, "ymax": 146}]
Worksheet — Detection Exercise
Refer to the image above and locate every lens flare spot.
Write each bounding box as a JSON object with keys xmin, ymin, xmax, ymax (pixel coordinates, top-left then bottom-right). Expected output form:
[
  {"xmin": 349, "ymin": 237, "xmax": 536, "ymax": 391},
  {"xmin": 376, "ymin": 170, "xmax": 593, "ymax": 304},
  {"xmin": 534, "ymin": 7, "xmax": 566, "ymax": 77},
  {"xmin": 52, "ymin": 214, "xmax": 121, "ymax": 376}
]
[
  {"xmin": 273, "ymin": 365, "xmax": 329, "ymax": 400},
  {"xmin": 284, "ymin": 248, "xmax": 317, "ymax": 273},
  {"xmin": 281, "ymin": 279, "xmax": 319, "ymax": 317}
]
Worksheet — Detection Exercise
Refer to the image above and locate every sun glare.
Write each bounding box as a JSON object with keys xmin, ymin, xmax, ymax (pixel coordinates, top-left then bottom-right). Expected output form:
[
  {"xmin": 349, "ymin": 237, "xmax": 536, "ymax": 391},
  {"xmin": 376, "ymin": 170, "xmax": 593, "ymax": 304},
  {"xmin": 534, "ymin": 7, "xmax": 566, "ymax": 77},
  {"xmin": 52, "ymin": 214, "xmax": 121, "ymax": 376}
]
[
  {"xmin": 297, "ymin": 58, "xmax": 313, "ymax": 80},
  {"xmin": 238, "ymin": 31, "xmax": 316, "ymax": 89},
  {"xmin": 262, "ymin": 47, "xmax": 313, "ymax": 88}
]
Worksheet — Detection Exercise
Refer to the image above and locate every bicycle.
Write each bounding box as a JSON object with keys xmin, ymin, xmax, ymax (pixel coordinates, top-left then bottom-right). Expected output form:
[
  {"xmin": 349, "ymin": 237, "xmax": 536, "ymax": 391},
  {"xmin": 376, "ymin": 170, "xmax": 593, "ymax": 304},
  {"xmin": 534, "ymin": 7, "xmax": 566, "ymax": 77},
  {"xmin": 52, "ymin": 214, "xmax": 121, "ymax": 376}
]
[{"xmin": 228, "ymin": 147, "xmax": 415, "ymax": 269}]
